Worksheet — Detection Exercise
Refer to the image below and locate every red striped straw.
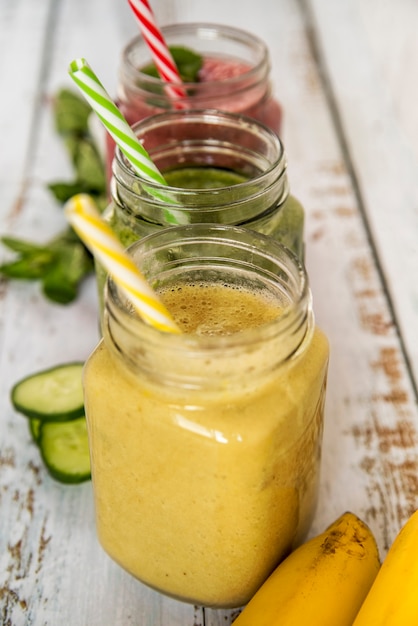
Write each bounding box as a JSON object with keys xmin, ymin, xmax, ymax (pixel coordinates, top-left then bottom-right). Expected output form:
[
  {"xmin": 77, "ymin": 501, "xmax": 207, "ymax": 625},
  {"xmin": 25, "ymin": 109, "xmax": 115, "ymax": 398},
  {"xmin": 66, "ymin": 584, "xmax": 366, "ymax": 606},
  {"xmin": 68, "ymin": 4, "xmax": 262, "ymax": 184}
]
[{"xmin": 127, "ymin": 0, "xmax": 186, "ymax": 104}]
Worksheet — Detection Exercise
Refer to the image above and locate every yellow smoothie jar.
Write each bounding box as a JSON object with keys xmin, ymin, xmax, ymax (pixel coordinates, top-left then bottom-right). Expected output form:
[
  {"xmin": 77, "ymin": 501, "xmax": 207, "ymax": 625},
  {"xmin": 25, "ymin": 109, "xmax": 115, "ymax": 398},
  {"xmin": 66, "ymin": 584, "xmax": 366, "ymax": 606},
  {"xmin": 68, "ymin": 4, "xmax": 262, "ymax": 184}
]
[{"xmin": 83, "ymin": 224, "xmax": 329, "ymax": 608}]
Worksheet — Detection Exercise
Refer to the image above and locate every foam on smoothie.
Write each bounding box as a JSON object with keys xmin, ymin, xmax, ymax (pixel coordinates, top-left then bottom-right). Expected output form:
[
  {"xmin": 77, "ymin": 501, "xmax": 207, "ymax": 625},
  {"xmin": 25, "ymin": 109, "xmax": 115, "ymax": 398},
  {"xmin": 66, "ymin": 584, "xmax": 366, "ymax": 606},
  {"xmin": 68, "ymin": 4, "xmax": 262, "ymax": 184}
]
[{"xmin": 158, "ymin": 282, "xmax": 282, "ymax": 335}]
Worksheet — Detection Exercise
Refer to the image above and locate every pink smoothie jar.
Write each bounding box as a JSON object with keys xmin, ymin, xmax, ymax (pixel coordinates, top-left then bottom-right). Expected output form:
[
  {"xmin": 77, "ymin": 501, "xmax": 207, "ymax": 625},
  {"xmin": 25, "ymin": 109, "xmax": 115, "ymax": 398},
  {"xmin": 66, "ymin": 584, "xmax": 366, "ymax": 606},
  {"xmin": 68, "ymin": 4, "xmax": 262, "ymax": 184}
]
[{"xmin": 106, "ymin": 23, "xmax": 282, "ymax": 181}]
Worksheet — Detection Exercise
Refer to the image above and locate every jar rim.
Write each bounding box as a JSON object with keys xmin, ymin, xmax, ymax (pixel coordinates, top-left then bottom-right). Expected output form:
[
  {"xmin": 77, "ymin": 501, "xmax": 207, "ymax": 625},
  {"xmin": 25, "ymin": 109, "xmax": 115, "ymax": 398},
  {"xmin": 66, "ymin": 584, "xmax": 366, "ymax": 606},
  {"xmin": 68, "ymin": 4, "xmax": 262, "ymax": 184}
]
[
  {"xmin": 113, "ymin": 109, "xmax": 286, "ymax": 201},
  {"xmin": 105, "ymin": 224, "xmax": 311, "ymax": 352},
  {"xmin": 121, "ymin": 22, "xmax": 269, "ymax": 89}
]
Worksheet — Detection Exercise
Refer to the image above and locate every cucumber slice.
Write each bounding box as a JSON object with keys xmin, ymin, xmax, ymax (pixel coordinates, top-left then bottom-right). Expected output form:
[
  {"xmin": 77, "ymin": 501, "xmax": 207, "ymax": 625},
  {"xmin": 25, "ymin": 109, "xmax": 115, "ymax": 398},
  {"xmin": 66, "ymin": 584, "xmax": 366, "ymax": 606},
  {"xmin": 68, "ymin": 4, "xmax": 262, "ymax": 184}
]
[
  {"xmin": 29, "ymin": 417, "xmax": 42, "ymax": 444},
  {"xmin": 39, "ymin": 416, "xmax": 91, "ymax": 483},
  {"xmin": 11, "ymin": 362, "xmax": 85, "ymax": 421}
]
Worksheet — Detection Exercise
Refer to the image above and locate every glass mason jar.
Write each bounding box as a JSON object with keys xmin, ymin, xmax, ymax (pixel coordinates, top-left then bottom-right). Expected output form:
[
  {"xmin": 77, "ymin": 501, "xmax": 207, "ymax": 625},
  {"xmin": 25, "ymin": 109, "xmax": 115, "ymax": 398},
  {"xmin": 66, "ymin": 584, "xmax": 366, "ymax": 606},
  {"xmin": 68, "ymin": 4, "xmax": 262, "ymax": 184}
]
[
  {"xmin": 106, "ymin": 22, "xmax": 282, "ymax": 179},
  {"xmin": 83, "ymin": 224, "xmax": 329, "ymax": 609},
  {"xmin": 100, "ymin": 109, "xmax": 304, "ymax": 311}
]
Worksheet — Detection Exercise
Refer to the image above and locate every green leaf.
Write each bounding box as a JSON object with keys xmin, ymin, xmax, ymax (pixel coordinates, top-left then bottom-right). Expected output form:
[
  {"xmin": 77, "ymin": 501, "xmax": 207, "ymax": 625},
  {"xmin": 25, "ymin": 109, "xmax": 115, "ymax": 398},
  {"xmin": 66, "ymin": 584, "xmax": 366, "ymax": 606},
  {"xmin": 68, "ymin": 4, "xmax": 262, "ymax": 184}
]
[
  {"xmin": 0, "ymin": 250, "xmax": 55, "ymax": 280},
  {"xmin": 62, "ymin": 134, "xmax": 80, "ymax": 163},
  {"xmin": 0, "ymin": 236, "xmax": 56, "ymax": 280},
  {"xmin": 60, "ymin": 135, "xmax": 105, "ymax": 195},
  {"xmin": 169, "ymin": 46, "xmax": 203, "ymax": 82},
  {"xmin": 72, "ymin": 138, "xmax": 106, "ymax": 192},
  {"xmin": 42, "ymin": 270, "xmax": 78, "ymax": 304},
  {"xmin": 49, "ymin": 226, "xmax": 89, "ymax": 250},
  {"xmin": 141, "ymin": 46, "xmax": 203, "ymax": 83},
  {"xmin": 53, "ymin": 89, "xmax": 92, "ymax": 135},
  {"xmin": 1, "ymin": 236, "xmax": 47, "ymax": 255},
  {"xmin": 43, "ymin": 229, "xmax": 94, "ymax": 303},
  {"xmin": 0, "ymin": 81, "xmax": 107, "ymax": 305},
  {"xmin": 0, "ymin": 227, "xmax": 94, "ymax": 302},
  {"xmin": 62, "ymin": 135, "xmax": 105, "ymax": 191},
  {"xmin": 47, "ymin": 181, "xmax": 88, "ymax": 203},
  {"xmin": 48, "ymin": 182, "xmax": 107, "ymax": 213},
  {"xmin": 42, "ymin": 240, "xmax": 94, "ymax": 304}
]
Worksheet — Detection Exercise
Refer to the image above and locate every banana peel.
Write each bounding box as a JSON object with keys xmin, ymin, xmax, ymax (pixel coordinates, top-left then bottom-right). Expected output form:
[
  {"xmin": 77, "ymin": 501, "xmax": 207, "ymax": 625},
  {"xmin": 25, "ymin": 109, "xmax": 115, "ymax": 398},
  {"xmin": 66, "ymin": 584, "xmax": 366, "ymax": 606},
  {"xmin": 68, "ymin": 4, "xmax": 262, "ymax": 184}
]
[
  {"xmin": 233, "ymin": 511, "xmax": 380, "ymax": 626},
  {"xmin": 352, "ymin": 508, "xmax": 418, "ymax": 625}
]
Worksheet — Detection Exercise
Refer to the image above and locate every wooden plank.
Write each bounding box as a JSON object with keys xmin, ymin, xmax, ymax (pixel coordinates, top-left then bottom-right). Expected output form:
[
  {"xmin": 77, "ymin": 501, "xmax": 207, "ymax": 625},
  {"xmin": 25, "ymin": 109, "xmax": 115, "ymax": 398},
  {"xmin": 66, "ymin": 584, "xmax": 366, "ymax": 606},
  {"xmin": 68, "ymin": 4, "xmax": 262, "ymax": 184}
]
[
  {"xmin": 306, "ymin": 0, "xmax": 418, "ymax": 386},
  {"xmin": 0, "ymin": 0, "xmax": 53, "ymax": 223},
  {"xmin": 288, "ymin": 0, "xmax": 418, "ymax": 540},
  {"xmin": 355, "ymin": 0, "xmax": 418, "ymax": 167}
]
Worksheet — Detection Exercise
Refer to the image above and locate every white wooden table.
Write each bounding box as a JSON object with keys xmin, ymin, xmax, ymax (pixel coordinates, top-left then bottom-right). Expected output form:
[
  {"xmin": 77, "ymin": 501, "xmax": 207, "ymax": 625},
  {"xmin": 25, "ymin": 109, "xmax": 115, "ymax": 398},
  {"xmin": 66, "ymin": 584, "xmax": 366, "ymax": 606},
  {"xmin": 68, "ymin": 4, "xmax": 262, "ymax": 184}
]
[{"xmin": 2, "ymin": 1, "xmax": 418, "ymax": 624}]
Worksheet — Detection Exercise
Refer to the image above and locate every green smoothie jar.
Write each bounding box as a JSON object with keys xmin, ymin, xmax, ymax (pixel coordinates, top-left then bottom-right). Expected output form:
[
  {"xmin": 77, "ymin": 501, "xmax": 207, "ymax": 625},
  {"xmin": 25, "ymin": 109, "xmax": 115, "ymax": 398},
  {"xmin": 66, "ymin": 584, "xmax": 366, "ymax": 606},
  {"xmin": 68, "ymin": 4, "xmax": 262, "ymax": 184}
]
[
  {"xmin": 83, "ymin": 224, "xmax": 329, "ymax": 608},
  {"xmin": 99, "ymin": 109, "xmax": 305, "ymax": 314},
  {"xmin": 102, "ymin": 108, "xmax": 304, "ymax": 291}
]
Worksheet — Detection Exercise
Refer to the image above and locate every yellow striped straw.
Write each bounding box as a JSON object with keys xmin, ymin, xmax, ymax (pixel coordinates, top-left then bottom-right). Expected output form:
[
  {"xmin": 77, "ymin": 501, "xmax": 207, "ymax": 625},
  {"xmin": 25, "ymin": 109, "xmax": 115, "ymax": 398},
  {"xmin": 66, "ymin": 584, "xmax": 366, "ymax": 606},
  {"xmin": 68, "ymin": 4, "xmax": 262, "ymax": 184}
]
[{"xmin": 64, "ymin": 194, "xmax": 181, "ymax": 334}]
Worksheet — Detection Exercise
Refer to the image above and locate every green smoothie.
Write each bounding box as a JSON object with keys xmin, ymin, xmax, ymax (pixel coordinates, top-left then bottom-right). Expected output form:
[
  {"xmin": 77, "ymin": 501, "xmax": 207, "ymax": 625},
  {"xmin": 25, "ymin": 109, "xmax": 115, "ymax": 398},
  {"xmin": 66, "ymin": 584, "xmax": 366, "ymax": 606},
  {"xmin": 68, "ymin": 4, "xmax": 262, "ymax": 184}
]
[
  {"xmin": 164, "ymin": 166, "xmax": 248, "ymax": 189},
  {"xmin": 108, "ymin": 165, "xmax": 304, "ymax": 254}
]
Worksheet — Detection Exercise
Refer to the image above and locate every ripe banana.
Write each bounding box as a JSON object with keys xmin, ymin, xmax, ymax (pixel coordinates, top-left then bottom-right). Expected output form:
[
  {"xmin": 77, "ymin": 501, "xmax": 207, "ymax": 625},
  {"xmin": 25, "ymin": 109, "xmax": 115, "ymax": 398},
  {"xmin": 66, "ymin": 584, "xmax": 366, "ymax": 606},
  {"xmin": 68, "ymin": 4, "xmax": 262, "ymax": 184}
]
[
  {"xmin": 352, "ymin": 508, "xmax": 418, "ymax": 625},
  {"xmin": 233, "ymin": 511, "xmax": 380, "ymax": 626}
]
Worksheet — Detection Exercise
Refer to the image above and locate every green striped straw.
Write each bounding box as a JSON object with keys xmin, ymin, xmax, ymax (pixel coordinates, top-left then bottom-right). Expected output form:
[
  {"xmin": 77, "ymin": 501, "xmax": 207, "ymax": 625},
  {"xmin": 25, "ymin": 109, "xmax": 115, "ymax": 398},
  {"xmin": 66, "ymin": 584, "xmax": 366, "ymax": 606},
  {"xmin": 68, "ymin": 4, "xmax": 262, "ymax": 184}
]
[
  {"xmin": 69, "ymin": 58, "xmax": 167, "ymax": 185},
  {"xmin": 68, "ymin": 58, "xmax": 181, "ymax": 224}
]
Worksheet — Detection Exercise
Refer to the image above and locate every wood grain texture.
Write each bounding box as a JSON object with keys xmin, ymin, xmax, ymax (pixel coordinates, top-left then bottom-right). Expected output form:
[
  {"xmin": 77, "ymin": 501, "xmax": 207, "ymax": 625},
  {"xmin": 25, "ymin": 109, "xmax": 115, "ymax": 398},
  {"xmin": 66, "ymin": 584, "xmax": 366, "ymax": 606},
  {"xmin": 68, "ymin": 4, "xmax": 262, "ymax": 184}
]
[
  {"xmin": 1, "ymin": 0, "xmax": 418, "ymax": 624},
  {"xmin": 306, "ymin": 0, "xmax": 418, "ymax": 385}
]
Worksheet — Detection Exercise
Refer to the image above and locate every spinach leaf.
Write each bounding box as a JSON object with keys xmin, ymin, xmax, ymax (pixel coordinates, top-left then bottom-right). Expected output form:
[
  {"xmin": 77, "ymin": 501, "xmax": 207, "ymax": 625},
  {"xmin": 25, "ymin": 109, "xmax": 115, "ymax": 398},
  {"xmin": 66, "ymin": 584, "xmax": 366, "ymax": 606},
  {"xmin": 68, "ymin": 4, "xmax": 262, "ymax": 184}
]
[
  {"xmin": 53, "ymin": 88, "xmax": 92, "ymax": 135},
  {"xmin": 0, "ymin": 89, "xmax": 106, "ymax": 304},
  {"xmin": 48, "ymin": 89, "xmax": 107, "ymax": 205},
  {"xmin": 0, "ymin": 228, "xmax": 94, "ymax": 304}
]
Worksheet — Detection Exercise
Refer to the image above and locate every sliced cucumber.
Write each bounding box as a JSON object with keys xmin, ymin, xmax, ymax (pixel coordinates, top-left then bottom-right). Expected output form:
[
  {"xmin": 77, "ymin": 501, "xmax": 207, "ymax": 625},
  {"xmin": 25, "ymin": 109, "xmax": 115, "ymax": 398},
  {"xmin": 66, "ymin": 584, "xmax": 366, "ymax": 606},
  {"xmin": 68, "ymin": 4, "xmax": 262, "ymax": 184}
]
[
  {"xmin": 39, "ymin": 416, "xmax": 91, "ymax": 484},
  {"xmin": 29, "ymin": 417, "xmax": 42, "ymax": 444},
  {"xmin": 11, "ymin": 362, "xmax": 85, "ymax": 421}
]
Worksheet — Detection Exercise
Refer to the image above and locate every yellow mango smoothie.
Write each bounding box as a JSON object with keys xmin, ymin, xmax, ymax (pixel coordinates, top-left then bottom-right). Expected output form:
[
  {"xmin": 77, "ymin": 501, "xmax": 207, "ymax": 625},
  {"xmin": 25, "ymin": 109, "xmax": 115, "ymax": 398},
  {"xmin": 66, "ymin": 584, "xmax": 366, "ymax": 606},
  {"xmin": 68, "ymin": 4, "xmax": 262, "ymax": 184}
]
[{"xmin": 83, "ymin": 225, "xmax": 329, "ymax": 608}]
